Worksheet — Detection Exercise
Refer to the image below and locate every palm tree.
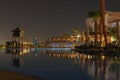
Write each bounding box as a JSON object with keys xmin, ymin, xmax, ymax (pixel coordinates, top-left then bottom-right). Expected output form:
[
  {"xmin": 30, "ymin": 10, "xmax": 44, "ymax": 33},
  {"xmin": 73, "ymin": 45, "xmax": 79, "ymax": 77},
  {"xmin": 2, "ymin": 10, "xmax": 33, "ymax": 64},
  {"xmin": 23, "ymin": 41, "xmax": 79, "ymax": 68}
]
[
  {"xmin": 100, "ymin": 0, "xmax": 107, "ymax": 46},
  {"xmin": 72, "ymin": 27, "xmax": 79, "ymax": 36},
  {"xmin": 99, "ymin": 19, "xmax": 103, "ymax": 43},
  {"xmin": 108, "ymin": 27, "xmax": 117, "ymax": 39},
  {"xmin": 117, "ymin": 21, "xmax": 120, "ymax": 46},
  {"xmin": 86, "ymin": 25, "xmax": 90, "ymax": 43},
  {"xmin": 72, "ymin": 28, "xmax": 80, "ymax": 41},
  {"xmin": 81, "ymin": 28, "xmax": 85, "ymax": 42},
  {"xmin": 88, "ymin": 10, "xmax": 101, "ymax": 44}
]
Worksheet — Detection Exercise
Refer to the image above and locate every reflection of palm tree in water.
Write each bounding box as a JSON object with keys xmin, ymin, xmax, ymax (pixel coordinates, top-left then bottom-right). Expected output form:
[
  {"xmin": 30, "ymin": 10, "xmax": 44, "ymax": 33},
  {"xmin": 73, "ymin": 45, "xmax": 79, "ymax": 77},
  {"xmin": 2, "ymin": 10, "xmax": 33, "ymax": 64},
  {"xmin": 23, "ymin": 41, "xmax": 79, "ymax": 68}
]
[
  {"xmin": 89, "ymin": 54, "xmax": 120, "ymax": 79},
  {"xmin": 107, "ymin": 57, "xmax": 120, "ymax": 80},
  {"xmin": 78, "ymin": 54, "xmax": 108, "ymax": 80},
  {"xmin": 95, "ymin": 55, "xmax": 100, "ymax": 80}
]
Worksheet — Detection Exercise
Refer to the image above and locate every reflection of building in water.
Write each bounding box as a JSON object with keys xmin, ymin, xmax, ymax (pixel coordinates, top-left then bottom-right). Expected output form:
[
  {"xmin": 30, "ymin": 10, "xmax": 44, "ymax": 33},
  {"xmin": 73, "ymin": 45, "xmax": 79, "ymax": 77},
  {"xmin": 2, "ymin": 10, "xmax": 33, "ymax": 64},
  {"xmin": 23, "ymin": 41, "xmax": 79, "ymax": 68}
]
[
  {"xmin": 6, "ymin": 48, "xmax": 30, "ymax": 68},
  {"xmin": 12, "ymin": 49, "xmax": 24, "ymax": 68},
  {"xmin": 47, "ymin": 51, "xmax": 120, "ymax": 80},
  {"xmin": 6, "ymin": 27, "xmax": 31, "ymax": 48},
  {"xmin": 46, "ymin": 51, "xmax": 81, "ymax": 65},
  {"xmin": 31, "ymin": 48, "xmax": 39, "ymax": 56}
]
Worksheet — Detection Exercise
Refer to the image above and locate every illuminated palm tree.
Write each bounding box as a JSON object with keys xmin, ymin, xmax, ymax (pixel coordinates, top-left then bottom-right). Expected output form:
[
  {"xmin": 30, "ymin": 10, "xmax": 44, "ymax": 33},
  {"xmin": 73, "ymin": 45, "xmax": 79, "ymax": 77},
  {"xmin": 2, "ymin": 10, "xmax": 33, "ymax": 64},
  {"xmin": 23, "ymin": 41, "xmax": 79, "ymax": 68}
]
[
  {"xmin": 62, "ymin": 33, "xmax": 70, "ymax": 38},
  {"xmin": 81, "ymin": 28, "xmax": 85, "ymax": 42},
  {"xmin": 62, "ymin": 33, "xmax": 70, "ymax": 42},
  {"xmin": 72, "ymin": 28, "xmax": 80, "ymax": 42},
  {"xmin": 99, "ymin": 19, "xmax": 103, "ymax": 43},
  {"xmin": 108, "ymin": 27, "xmax": 117, "ymax": 39},
  {"xmin": 100, "ymin": 0, "xmax": 107, "ymax": 46},
  {"xmin": 88, "ymin": 10, "xmax": 101, "ymax": 44},
  {"xmin": 72, "ymin": 27, "xmax": 79, "ymax": 36},
  {"xmin": 86, "ymin": 25, "xmax": 90, "ymax": 43}
]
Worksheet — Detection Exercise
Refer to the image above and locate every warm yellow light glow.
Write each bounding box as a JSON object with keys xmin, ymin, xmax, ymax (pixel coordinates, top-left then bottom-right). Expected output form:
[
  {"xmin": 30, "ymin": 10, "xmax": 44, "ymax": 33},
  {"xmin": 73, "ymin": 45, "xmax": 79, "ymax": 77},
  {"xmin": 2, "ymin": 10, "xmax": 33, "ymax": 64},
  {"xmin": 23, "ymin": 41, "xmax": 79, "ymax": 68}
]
[
  {"xmin": 71, "ymin": 36, "xmax": 74, "ymax": 38},
  {"xmin": 77, "ymin": 35, "xmax": 80, "ymax": 38},
  {"xmin": 23, "ymin": 42, "xmax": 31, "ymax": 45},
  {"xmin": 88, "ymin": 55, "xmax": 91, "ymax": 59},
  {"xmin": 20, "ymin": 50, "xmax": 23, "ymax": 55},
  {"xmin": 101, "ymin": 55, "xmax": 105, "ymax": 60},
  {"xmin": 2, "ymin": 46, "xmax": 5, "ymax": 49},
  {"xmin": 23, "ymin": 49, "xmax": 27, "ymax": 53},
  {"xmin": 23, "ymin": 48, "xmax": 30, "ymax": 54},
  {"xmin": 111, "ymin": 36, "xmax": 116, "ymax": 42}
]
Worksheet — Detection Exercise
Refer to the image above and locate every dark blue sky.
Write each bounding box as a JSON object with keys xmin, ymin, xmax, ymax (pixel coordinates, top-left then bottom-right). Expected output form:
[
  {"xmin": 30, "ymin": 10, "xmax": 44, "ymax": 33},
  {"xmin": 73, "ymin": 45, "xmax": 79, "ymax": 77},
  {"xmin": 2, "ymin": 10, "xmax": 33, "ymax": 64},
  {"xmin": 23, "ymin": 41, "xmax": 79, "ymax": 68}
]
[{"xmin": 0, "ymin": 0, "xmax": 120, "ymax": 42}]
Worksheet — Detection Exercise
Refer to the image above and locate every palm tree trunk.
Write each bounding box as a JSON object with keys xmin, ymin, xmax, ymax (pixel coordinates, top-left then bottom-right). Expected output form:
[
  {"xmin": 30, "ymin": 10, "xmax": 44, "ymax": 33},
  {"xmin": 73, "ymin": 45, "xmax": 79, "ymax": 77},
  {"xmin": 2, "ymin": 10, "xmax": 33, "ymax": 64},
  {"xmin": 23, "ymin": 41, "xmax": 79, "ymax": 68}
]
[
  {"xmin": 99, "ymin": 19, "xmax": 103, "ymax": 42},
  {"xmin": 95, "ymin": 20, "xmax": 99, "ymax": 44},
  {"xmin": 81, "ymin": 28, "xmax": 85, "ymax": 42},
  {"xmin": 117, "ymin": 21, "xmax": 120, "ymax": 40},
  {"xmin": 100, "ymin": 0, "xmax": 107, "ymax": 46},
  {"xmin": 86, "ymin": 26, "xmax": 89, "ymax": 43}
]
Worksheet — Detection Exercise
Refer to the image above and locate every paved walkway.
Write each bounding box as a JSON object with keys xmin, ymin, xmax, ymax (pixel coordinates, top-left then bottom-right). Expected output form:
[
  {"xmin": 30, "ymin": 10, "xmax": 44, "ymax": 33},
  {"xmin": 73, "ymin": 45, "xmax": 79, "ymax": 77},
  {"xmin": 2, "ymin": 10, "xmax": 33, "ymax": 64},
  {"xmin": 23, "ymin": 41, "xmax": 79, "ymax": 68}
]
[{"xmin": 0, "ymin": 70, "xmax": 45, "ymax": 80}]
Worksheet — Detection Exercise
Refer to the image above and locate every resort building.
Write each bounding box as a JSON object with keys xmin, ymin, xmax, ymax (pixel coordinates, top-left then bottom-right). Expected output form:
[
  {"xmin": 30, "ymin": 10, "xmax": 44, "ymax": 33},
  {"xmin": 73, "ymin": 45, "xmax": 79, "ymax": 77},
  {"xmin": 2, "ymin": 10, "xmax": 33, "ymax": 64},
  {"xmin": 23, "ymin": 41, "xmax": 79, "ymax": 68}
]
[
  {"xmin": 6, "ymin": 27, "xmax": 31, "ymax": 48},
  {"xmin": 45, "ymin": 33, "xmax": 82, "ymax": 48},
  {"xmin": 6, "ymin": 27, "xmax": 24, "ymax": 48},
  {"xmin": 86, "ymin": 11, "xmax": 120, "ymax": 44}
]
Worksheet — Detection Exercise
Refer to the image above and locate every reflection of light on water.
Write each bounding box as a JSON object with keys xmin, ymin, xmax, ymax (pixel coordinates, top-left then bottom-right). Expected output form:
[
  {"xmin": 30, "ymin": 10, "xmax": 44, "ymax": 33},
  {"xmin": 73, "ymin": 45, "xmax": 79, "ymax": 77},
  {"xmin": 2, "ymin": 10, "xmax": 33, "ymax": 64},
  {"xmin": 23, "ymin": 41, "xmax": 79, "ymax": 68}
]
[
  {"xmin": 23, "ymin": 49, "xmax": 27, "ymax": 53},
  {"xmin": 48, "ymin": 52, "xmax": 79, "ymax": 59},
  {"xmin": 20, "ymin": 50, "xmax": 23, "ymax": 55},
  {"xmin": 111, "ymin": 57, "xmax": 120, "ymax": 64},
  {"xmin": 0, "ymin": 48, "xmax": 6, "ymax": 53},
  {"xmin": 84, "ymin": 54, "xmax": 87, "ymax": 59},
  {"xmin": 1, "ymin": 48, "xmax": 119, "ymax": 80},
  {"xmin": 23, "ymin": 48, "xmax": 30, "ymax": 54},
  {"xmin": 88, "ymin": 55, "xmax": 92, "ymax": 59},
  {"xmin": 46, "ymin": 48, "xmax": 71, "ymax": 51},
  {"xmin": 101, "ymin": 55, "xmax": 105, "ymax": 61},
  {"xmin": 12, "ymin": 48, "xmax": 120, "ymax": 80},
  {"xmin": 13, "ymin": 49, "xmax": 16, "ymax": 53},
  {"xmin": 3, "ymin": 47, "xmax": 120, "ymax": 80},
  {"xmin": 1, "ymin": 46, "xmax": 6, "ymax": 49},
  {"xmin": 88, "ymin": 55, "xmax": 90, "ymax": 59}
]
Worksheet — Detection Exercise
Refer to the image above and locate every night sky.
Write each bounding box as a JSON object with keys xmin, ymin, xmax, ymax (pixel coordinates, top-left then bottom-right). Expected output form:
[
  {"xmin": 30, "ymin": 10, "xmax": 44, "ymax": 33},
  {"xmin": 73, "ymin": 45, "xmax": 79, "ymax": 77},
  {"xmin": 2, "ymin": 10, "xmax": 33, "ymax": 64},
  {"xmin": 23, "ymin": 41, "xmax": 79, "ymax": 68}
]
[{"xmin": 0, "ymin": 0, "xmax": 120, "ymax": 43}]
